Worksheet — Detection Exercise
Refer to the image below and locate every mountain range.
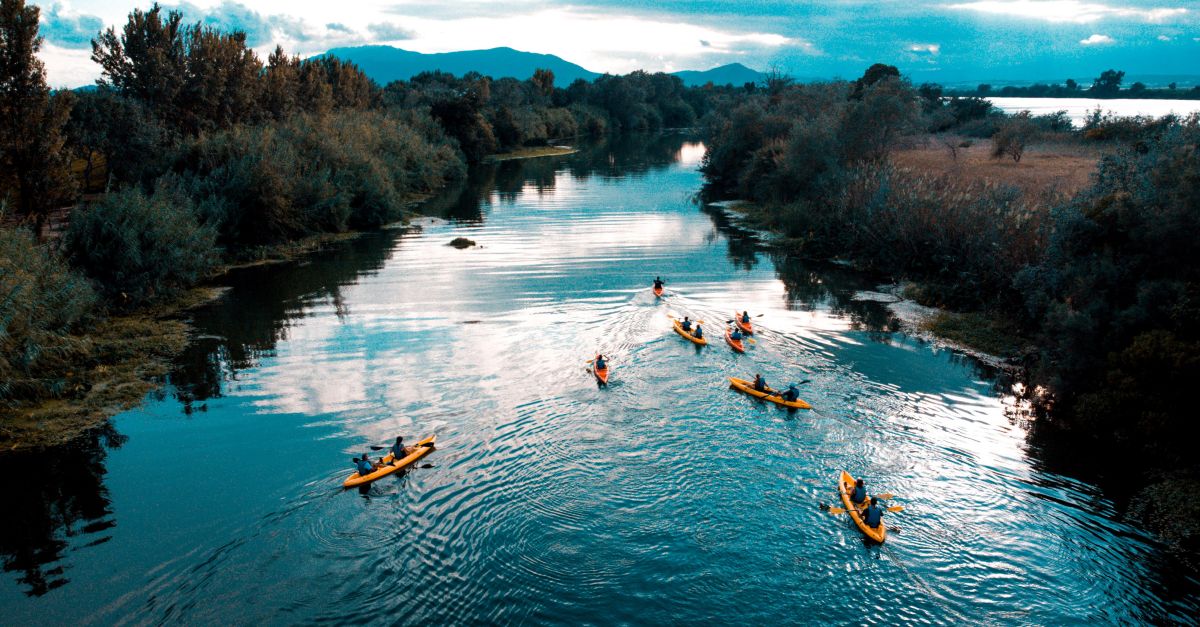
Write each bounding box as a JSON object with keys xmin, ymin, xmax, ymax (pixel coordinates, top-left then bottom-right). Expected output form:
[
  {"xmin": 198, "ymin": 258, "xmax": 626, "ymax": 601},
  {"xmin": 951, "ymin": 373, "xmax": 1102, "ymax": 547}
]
[{"xmin": 323, "ymin": 46, "xmax": 767, "ymax": 87}]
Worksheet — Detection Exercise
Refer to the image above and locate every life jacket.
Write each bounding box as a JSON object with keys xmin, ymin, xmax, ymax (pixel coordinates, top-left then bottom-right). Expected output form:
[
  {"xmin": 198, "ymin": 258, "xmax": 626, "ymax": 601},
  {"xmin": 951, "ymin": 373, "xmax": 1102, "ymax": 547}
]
[
  {"xmin": 742, "ymin": 313, "xmax": 750, "ymax": 323},
  {"xmin": 355, "ymin": 459, "xmax": 374, "ymax": 475},
  {"xmin": 693, "ymin": 326, "xmax": 703, "ymax": 338},
  {"xmin": 390, "ymin": 444, "xmax": 405, "ymax": 459},
  {"xmin": 596, "ymin": 359, "xmax": 606, "ymax": 369},
  {"xmin": 682, "ymin": 320, "xmax": 691, "ymax": 331},
  {"xmin": 863, "ymin": 505, "xmax": 884, "ymax": 527},
  {"xmin": 851, "ymin": 485, "xmax": 867, "ymax": 503},
  {"xmin": 754, "ymin": 379, "xmax": 766, "ymax": 391}
]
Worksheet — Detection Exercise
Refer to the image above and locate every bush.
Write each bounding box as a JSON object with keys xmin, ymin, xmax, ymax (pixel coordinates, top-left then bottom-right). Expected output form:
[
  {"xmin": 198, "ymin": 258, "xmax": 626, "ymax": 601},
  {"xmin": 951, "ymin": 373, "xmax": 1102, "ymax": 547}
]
[
  {"xmin": 0, "ymin": 225, "xmax": 97, "ymax": 401},
  {"xmin": 65, "ymin": 186, "xmax": 218, "ymax": 307}
]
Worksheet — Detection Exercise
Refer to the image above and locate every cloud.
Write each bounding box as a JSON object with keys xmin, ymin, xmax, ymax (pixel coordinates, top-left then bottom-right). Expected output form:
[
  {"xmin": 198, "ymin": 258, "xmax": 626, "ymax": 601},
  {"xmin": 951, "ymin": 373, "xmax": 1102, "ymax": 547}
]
[
  {"xmin": 167, "ymin": 1, "xmax": 314, "ymax": 46},
  {"xmin": 368, "ymin": 22, "xmax": 416, "ymax": 40},
  {"xmin": 908, "ymin": 43, "xmax": 941, "ymax": 54},
  {"xmin": 947, "ymin": 1, "xmax": 1188, "ymax": 24},
  {"xmin": 1079, "ymin": 33, "xmax": 1115, "ymax": 44},
  {"xmin": 38, "ymin": 2, "xmax": 103, "ymax": 49},
  {"xmin": 326, "ymin": 22, "xmax": 354, "ymax": 34},
  {"xmin": 1157, "ymin": 34, "xmax": 1171, "ymax": 40}
]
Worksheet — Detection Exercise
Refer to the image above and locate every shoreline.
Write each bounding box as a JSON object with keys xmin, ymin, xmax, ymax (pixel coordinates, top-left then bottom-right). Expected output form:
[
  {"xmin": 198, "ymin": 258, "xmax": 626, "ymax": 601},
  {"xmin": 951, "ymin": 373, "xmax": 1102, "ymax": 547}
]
[{"xmin": 707, "ymin": 200, "xmax": 1027, "ymax": 372}]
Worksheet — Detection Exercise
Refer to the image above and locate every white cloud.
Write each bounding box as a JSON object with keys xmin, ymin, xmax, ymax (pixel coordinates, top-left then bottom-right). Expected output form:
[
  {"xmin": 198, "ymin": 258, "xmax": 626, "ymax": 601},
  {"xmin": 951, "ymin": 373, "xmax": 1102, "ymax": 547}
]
[
  {"xmin": 908, "ymin": 43, "xmax": 941, "ymax": 54},
  {"xmin": 947, "ymin": 0, "xmax": 1188, "ymax": 24},
  {"xmin": 1080, "ymin": 33, "xmax": 1115, "ymax": 44},
  {"xmin": 1157, "ymin": 34, "xmax": 1171, "ymax": 40}
]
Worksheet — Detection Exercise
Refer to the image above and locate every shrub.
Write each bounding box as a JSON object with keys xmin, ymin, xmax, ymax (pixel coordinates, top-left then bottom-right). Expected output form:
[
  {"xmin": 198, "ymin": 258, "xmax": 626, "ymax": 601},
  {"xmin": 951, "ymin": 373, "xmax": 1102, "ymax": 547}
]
[
  {"xmin": 65, "ymin": 186, "xmax": 218, "ymax": 307},
  {"xmin": 0, "ymin": 225, "xmax": 97, "ymax": 401}
]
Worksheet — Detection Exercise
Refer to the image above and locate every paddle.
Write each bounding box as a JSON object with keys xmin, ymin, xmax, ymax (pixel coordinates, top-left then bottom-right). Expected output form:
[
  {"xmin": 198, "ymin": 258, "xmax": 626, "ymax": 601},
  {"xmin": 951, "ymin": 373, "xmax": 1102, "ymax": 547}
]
[
  {"xmin": 824, "ymin": 505, "xmax": 905, "ymax": 515},
  {"xmin": 726, "ymin": 313, "xmax": 765, "ymax": 323}
]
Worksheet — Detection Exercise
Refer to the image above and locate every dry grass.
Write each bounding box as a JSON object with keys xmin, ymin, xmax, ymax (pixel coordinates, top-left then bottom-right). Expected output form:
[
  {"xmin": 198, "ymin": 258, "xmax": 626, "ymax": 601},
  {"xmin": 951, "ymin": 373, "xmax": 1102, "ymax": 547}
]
[
  {"xmin": 894, "ymin": 136, "xmax": 1110, "ymax": 204},
  {"xmin": 489, "ymin": 145, "xmax": 578, "ymax": 162}
]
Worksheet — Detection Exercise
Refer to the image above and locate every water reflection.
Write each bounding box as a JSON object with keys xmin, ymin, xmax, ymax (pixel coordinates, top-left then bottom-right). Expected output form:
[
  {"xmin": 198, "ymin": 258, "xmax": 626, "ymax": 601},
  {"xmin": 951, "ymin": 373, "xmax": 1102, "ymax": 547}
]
[{"xmin": 0, "ymin": 426, "xmax": 124, "ymax": 596}]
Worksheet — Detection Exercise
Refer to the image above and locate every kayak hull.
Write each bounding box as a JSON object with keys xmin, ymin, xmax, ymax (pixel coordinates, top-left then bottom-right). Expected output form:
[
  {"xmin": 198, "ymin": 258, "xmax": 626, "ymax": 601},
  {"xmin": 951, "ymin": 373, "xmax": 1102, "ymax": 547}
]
[
  {"xmin": 653, "ymin": 285, "xmax": 664, "ymax": 297},
  {"xmin": 839, "ymin": 470, "xmax": 886, "ymax": 543},
  {"xmin": 724, "ymin": 328, "xmax": 745, "ymax": 353},
  {"xmin": 728, "ymin": 377, "xmax": 811, "ymax": 409},
  {"xmin": 672, "ymin": 319, "xmax": 707, "ymax": 345},
  {"xmin": 734, "ymin": 312, "xmax": 753, "ymax": 335},
  {"xmin": 594, "ymin": 357, "xmax": 609, "ymax": 385},
  {"xmin": 343, "ymin": 435, "xmax": 436, "ymax": 488}
]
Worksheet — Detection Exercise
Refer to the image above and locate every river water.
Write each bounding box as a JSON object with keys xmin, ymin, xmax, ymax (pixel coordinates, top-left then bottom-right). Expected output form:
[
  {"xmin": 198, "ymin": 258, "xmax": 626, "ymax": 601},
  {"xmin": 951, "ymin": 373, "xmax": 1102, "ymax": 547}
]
[
  {"xmin": 986, "ymin": 96, "xmax": 1200, "ymax": 127},
  {"xmin": 1, "ymin": 134, "xmax": 1197, "ymax": 624}
]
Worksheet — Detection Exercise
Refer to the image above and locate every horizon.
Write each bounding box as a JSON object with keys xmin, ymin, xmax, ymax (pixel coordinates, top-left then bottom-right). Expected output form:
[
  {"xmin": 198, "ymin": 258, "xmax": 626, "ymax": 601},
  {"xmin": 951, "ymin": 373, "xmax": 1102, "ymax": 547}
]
[{"xmin": 31, "ymin": 0, "xmax": 1200, "ymax": 89}]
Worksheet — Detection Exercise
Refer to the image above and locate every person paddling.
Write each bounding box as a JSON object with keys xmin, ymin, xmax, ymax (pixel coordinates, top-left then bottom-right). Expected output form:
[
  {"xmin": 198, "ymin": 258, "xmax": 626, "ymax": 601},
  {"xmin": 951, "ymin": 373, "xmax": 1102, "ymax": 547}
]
[
  {"xmin": 850, "ymin": 478, "xmax": 868, "ymax": 505},
  {"xmin": 730, "ymin": 326, "xmax": 743, "ymax": 341},
  {"xmin": 681, "ymin": 316, "xmax": 693, "ymax": 332},
  {"xmin": 782, "ymin": 383, "xmax": 800, "ymax": 403},
  {"xmin": 862, "ymin": 497, "xmax": 885, "ymax": 529},
  {"xmin": 692, "ymin": 323, "xmax": 703, "ymax": 339},
  {"xmin": 653, "ymin": 277, "xmax": 664, "ymax": 290},
  {"xmin": 595, "ymin": 354, "xmax": 607, "ymax": 370},
  {"xmin": 353, "ymin": 454, "xmax": 378, "ymax": 476},
  {"xmin": 753, "ymin": 373, "xmax": 767, "ymax": 392},
  {"xmin": 390, "ymin": 436, "xmax": 416, "ymax": 460},
  {"xmin": 741, "ymin": 311, "xmax": 751, "ymax": 324}
]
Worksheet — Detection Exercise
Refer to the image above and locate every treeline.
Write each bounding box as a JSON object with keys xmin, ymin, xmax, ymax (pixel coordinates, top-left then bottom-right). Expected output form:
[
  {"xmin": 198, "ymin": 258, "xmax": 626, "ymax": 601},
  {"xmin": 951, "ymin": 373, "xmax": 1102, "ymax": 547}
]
[
  {"xmin": 946, "ymin": 69, "xmax": 1200, "ymax": 100},
  {"xmin": 700, "ymin": 62, "xmax": 1200, "ymax": 487}
]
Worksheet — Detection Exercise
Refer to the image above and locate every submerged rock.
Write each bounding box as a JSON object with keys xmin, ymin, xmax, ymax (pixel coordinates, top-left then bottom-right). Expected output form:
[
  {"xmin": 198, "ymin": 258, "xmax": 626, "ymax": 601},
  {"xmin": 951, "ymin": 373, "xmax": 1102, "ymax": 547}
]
[{"xmin": 448, "ymin": 237, "xmax": 477, "ymax": 249}]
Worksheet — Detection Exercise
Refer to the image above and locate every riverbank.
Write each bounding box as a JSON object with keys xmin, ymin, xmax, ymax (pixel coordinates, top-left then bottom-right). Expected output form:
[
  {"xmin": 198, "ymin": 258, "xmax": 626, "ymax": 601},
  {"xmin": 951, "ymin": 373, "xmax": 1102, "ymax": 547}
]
[{"xmin": 488, "ymin": 145, "xmax": 578, "ymax": 162}]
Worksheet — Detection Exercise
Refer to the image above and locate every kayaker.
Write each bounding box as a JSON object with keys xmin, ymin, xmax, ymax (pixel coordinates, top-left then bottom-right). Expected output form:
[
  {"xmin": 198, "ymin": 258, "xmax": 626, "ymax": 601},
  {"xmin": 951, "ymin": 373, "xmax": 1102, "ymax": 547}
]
[
  {"xmin": 741, "ymin": 311, "xmax": 751, "ymax": 324},
  {"xmin": 850, "ymin": 478, "xmax": 868, "ymax": 505},
  {"xmin": 782, "ymin": 383, "xmax": 800, "ymax": 403},
  {"xmin": 692, "ymin": 323, "xmax": 703, "ymax": 339},
  {"xmin": 595, "ymin": 355, "xmax": 607, "ymax": 370},
  {"xmin": 653, "ymin": 277, "xmax": 664, "ymax": 290},
  {"xmin": 390, "ymin": 436, "xmax": 416, "ymax": 460},
  {"xmin": 730, "ymin": 326, "xmax": 743, "ymax": 341},
  {"xmin": 353, "ymin": 454, "xmax": 377, "ymax": 476},
  {"xmin": 681, "ymin": 316, "xmax": 692, "ymax": 332},
  {"xmin": 862, "ymin": 497, "xmax": 885, "ymax": 529},
  {"xmin": 753, "ymin": 374, "xmax": 767, "ymax": 392}
]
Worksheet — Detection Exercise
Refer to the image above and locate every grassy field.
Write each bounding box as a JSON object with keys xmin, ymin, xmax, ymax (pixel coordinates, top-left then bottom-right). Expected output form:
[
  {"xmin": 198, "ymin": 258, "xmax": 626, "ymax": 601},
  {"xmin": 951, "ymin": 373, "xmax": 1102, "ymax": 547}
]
[{"xmin": 894, "ymin": 135, "xmax": 1109, "ymax": 203}]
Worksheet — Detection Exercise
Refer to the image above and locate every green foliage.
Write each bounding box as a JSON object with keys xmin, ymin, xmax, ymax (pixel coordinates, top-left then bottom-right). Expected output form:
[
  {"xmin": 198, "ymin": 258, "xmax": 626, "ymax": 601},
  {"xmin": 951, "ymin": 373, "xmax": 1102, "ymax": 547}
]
[
  {"xmin": 64, "ymin": 185, "xmax": 218, "ymax": 306},
  {"xmin": 0, "ymin": 224, "xmax": 96, "ymax": 401},
  {"xmin": 172, "ymin": 110, "xmax": 464, "ymax": 249},
  {"xmin": 991, "ymin": 112, "xmax": 1038, "ymax": 162},
  {"xmin": 1020, "ymin": 116, "xmax": 1200, "ymax": 464}
]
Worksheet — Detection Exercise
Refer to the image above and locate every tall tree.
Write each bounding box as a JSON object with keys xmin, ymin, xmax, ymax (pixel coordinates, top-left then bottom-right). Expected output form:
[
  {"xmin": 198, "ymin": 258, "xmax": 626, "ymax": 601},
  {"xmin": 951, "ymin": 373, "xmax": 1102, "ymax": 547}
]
[
  {"xmin": 0, "ymin": 0, "xmax": 75, "ymax": 236},
  {"xmin": 91, "ymin": 3, "xmax": 186, "ymax": 119}
]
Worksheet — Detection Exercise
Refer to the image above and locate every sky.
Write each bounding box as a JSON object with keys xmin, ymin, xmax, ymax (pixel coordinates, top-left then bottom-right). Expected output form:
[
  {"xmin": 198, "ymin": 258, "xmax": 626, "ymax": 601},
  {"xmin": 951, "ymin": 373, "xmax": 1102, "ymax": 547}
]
[{"xmin": 31, "ymin": 0, "xmax": 1200, "ymax": 88}]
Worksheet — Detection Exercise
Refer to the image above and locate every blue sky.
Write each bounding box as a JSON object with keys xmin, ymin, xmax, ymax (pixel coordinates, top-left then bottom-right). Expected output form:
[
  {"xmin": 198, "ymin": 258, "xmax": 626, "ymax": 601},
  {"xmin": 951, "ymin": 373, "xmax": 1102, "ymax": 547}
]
[{"xmin": 32, "ymin": 0, "xmax": 1200, "ymax": 88}]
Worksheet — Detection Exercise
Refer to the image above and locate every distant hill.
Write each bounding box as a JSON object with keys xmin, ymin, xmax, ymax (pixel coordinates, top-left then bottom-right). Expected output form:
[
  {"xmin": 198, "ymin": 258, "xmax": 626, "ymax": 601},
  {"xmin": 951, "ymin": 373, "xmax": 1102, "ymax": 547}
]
[
  {"xmin": 672, "ymin": 63, "xmax": 767, "ymax": 87},
  {"xmin": 322, "ymin": 46, "xmax": 771, "ymax": 88},
  {"xmin": 323, "ymin": 46, "xmax": 600, "ymax": 85}
]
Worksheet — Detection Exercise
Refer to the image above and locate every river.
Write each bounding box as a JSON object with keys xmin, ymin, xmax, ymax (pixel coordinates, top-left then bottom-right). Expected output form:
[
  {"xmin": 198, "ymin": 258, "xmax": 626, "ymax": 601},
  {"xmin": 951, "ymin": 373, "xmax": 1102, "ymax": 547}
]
[
  {"xmin": 986, "ymin": 96, "xmax": 1200, "ymax": 126},
  {"xmin": 1, "ymin": 134, "xmax": 1197, "ymax": 624}
]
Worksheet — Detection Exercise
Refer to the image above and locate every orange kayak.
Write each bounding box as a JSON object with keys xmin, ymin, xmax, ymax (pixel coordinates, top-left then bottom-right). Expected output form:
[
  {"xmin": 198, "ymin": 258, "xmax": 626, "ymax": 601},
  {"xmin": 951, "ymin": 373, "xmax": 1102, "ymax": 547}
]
[
  {"xmin": 728, "ymin": 377, "xmax": 811, "ymax": 409},
  {"xmin": 838, "ymin": 470, "xmax": 886, "ymax": 543},
  {"xmin": 734, "ymin": 312, "xmax": 753, "ymax": 334},
  {"xmin": 343, "ymin": 435, "xmax": 436, "ymax": 488},
  {"xmin": 672, "ymin": 319, "xmax": 707, "ymax": 345},
  {"xmin": 654, "ymin": 285, "xmax": 664, "ymax": 297},
  {"xmin": 594, "ymin": 356, "xmax": 609, "ymax": 385},
  {"xmin": 724, "ymin": 327, "xmax": 745, "ymax": 353}
]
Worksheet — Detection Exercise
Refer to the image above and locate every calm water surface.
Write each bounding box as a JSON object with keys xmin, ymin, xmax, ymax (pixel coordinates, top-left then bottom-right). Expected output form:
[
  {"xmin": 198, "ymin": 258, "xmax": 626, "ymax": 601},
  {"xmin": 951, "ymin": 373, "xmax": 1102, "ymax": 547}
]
[
  {"xmin": 2, "ymin": 134, "xmax": 1197, "ymax": 624},
  {"xmin": 987, "ymin": 96, "xmax": 1200, "ymax": 126}
]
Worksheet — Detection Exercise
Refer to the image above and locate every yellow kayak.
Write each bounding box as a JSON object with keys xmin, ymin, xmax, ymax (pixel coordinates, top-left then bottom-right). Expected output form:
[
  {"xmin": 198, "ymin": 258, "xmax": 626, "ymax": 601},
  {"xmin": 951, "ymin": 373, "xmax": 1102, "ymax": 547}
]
[
  {"xmin": 838, "ymin": 470, "xmax": 886, "ymax": 543},
  {"xmin": 728, "ymin": 377, "xmax": 811, "ymax": 409},
  {"xmin": 343, "ymin": 435, "xmax": 436, "ymax": 488},
  {"xmin": 672, "ymin": 319, "xmax": 708, "ymax": 345}
]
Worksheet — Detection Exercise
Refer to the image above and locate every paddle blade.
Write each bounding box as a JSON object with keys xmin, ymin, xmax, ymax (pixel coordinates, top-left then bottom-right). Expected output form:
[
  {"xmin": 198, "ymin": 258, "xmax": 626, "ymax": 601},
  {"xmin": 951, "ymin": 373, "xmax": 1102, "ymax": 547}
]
[
  {"xmin": 887, "ymin": 505, "xmax": 905, "ymax": 513},
  {"xmin": 745, "ymin": 338, "xmax": 757, "ymax": 344},
  {"xmin": 827, "ymin": 507, "xmax": 847, "ymax": 515},
  {"xmin": 876, "ymin": 493, "xmax": 895, "ymax": 500}
]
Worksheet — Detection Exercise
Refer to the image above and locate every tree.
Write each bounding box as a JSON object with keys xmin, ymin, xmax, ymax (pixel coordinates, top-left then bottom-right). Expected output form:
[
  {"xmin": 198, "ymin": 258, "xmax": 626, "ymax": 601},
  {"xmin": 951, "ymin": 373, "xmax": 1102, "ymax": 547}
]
[
  {"xmin": 1065, "ymin": 78, "xmax": 1078, "ymax": 91},
  {"xmin": 91, "ymin": 3, "xmax": 187, "ymax": 119},
  {"xmin": 531, "ymin": 68, "xmax": 554, "ymax": 98},
  {"xmin": 1129, "ymin": 81, "xmax": 1147, "ymax": 96},
  {"xmin": 991, "ymin": 112, "xmax": 1036, "ymax": 162},
  {"xmin": 977, "ymin": 83, "xmax": 992, "ymax": 95},
  {"xmin": 262, "ymin": 45, "xmax": 299, "ymax": 119},
  {"xmin": 1090, "ymin": 69, "xmax": 1125, "ymax": 97},
  {"xmin": 0, "ymin": 0, "xmax": 76, "ymax": 236},
  {"xmin": 851, "ymin": 63, "xmax": 900, "ymax": 100}
]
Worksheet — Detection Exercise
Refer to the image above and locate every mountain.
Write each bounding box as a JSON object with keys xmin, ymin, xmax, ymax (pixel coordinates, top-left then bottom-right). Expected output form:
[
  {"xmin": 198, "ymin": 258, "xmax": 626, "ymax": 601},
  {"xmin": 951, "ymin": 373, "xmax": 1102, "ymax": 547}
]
[
  {"xmin": 323, "ymin": 46, "xmax": 600, "ymax": 85},
  {"xmin": 672, "ymin": 63, "xmax": 767, "ymax": 87}
]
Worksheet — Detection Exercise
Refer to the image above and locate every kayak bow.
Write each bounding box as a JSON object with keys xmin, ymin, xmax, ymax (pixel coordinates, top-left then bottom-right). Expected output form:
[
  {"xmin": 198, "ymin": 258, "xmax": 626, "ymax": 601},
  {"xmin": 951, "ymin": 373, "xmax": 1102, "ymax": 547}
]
[{"xmin": 594, "ymin": 356, "xmax": 609, "ymax": 385}]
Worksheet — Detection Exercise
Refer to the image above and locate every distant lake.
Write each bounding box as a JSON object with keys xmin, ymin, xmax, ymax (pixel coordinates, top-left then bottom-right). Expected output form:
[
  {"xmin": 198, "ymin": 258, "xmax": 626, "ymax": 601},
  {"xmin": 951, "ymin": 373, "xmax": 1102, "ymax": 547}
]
[{"xmin": 987, "ymin": 97, "xmax": 1200, "ymax": 126}]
